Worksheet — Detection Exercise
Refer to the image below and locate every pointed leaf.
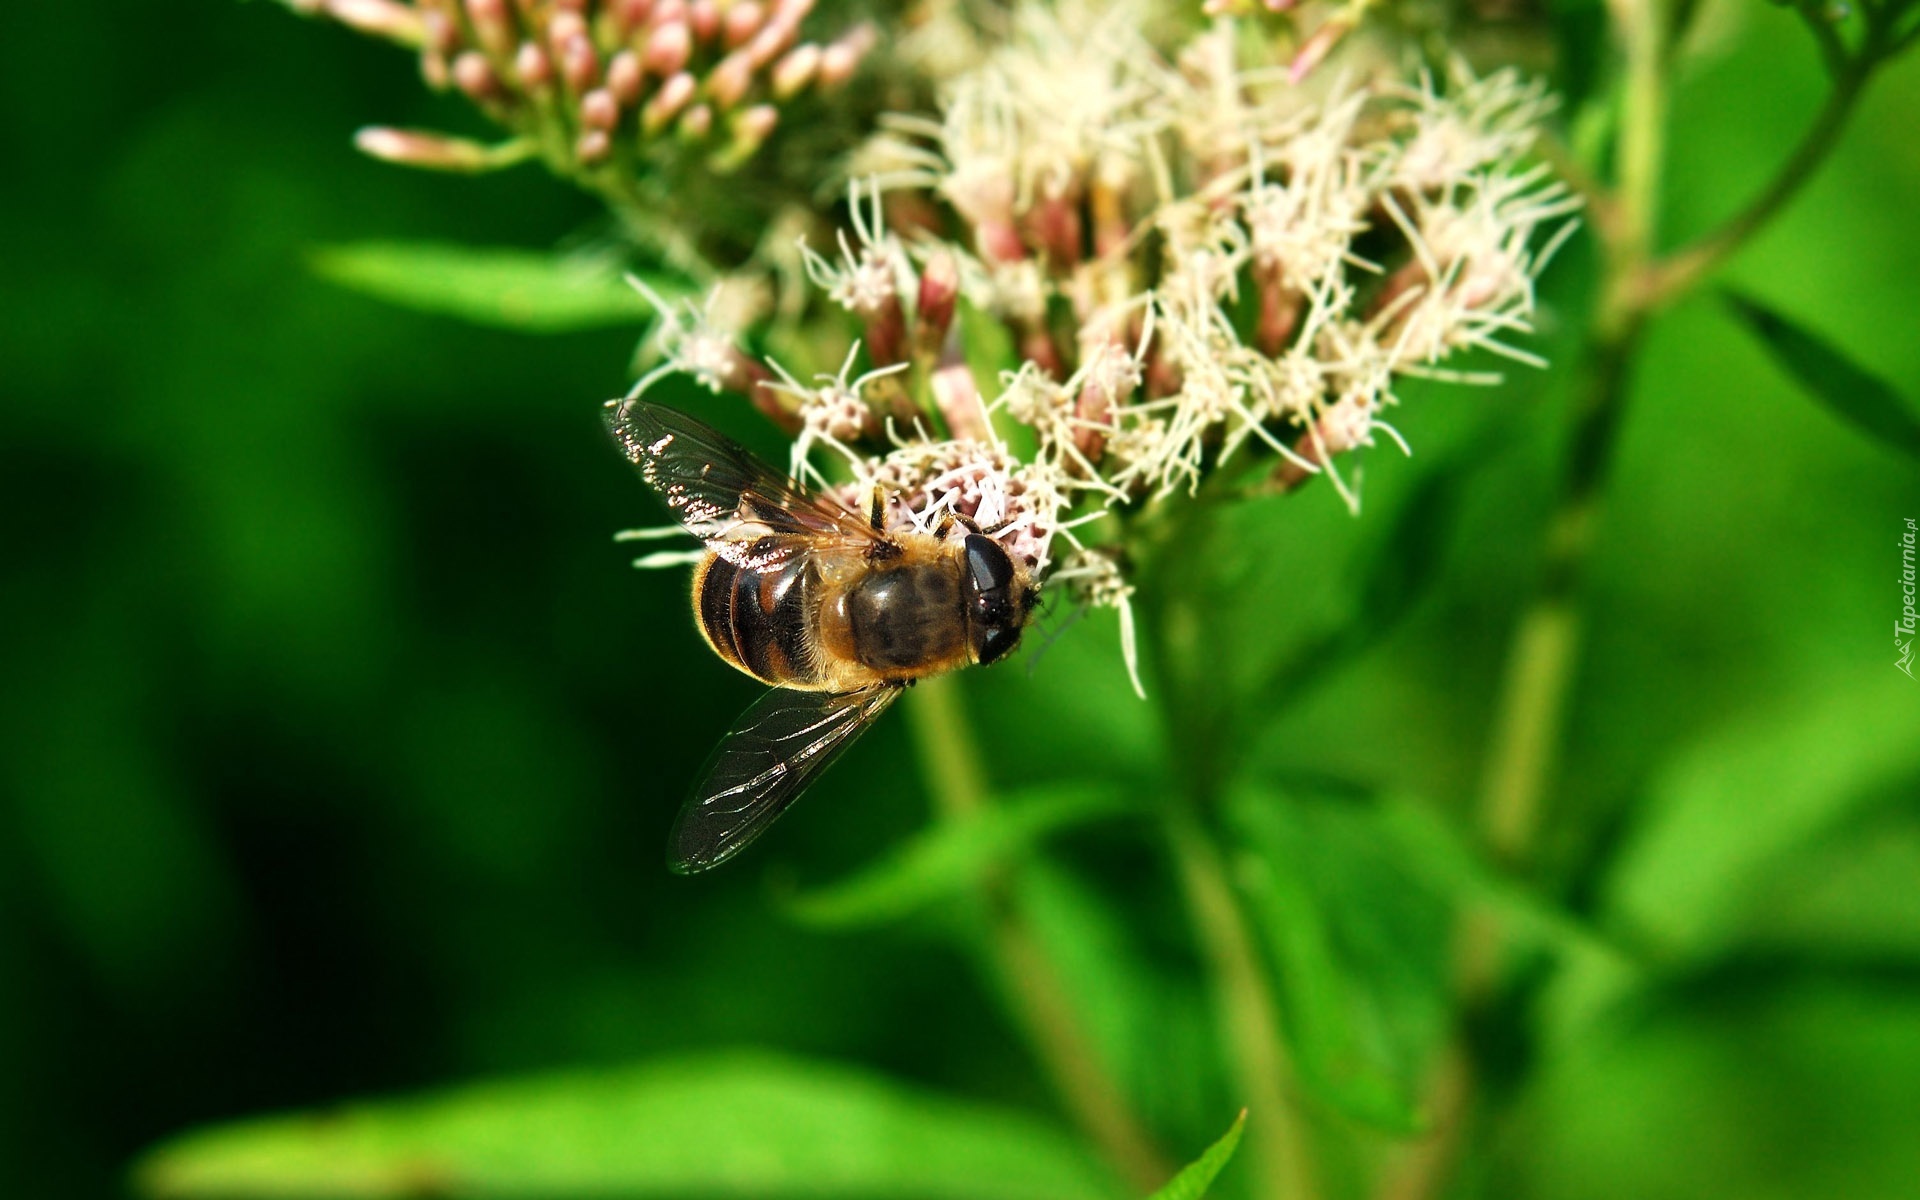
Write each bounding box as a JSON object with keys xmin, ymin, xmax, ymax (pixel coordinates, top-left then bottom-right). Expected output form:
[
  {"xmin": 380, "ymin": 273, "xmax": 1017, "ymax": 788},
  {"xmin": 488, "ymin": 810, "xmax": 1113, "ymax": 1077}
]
[
  {"xmin": 134, "ymin": 1052, "xmax": 1121, "ymax": 1200},
  {"xmin": 1368, "ymin": 795, "xmax": 1627, "ymax": 965},
  {"xmin": 1604, "ymin": 669, "xmax": 1920, "ymax": 956},
  {"xmin": 1014, "ymin": 860, "xmax": 1224, "ymax": 1138},
  {"xmin": 1242, "ymin": 460, "xmax": 1465, "ymax": 726},
  {"xmin": 1145, "ymin": 1111, "xmax": 1245, "ymax": 1200},
  {"xmin": 310, "ymin": 241, "xmax": 692, "ymax": 333},
  {"xmin": 1723, "ymin": 290, "xmax": 1920, "ymax": 459},
  {"xmin": 782, "ymin": 785, "xmax": 1135, "ymax": 928},
  {"xmin": 1227, "ymin": 791, "xmax": 1429, "ymax": 1133}
]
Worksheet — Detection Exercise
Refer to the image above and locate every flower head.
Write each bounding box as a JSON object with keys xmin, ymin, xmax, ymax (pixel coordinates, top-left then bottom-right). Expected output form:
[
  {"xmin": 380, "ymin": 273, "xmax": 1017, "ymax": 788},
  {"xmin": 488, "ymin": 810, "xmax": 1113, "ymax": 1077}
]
[{"xmin": 618, "ymin": 4, "xmax": 1576, "ymax": 692}]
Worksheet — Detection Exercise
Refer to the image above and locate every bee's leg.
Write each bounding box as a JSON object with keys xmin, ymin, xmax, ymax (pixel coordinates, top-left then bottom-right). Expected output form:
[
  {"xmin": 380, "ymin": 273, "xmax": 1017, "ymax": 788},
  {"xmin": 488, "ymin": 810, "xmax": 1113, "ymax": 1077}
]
[
  {"xmin": 947, "ymin": 513, "xmax": 983, "ymax": 535},
  {"xmin": 867, "ymin": 484, "xmax": 887, "ymax": 533}
]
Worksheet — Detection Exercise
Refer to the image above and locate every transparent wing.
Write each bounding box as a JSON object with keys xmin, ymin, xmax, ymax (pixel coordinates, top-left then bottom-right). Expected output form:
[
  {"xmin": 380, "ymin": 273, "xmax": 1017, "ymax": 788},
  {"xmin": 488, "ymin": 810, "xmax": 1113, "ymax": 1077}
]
[
  {"xmin": 606, "ymin": 397, "xmax": 879, "ymax": 551},
  {"xmin": 669, "ymin": 684, "xmax": 903, "ymax": 874}
]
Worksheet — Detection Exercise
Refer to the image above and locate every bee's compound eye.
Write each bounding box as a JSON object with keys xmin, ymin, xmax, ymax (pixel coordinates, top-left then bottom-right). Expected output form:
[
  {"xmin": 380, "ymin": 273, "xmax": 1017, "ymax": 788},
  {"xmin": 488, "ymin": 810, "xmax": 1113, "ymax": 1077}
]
[
  {"xmin": 975, "ymin": 621, "xmax": 1021, "ymax": 665},
  {"xmin": 963, "ymin": 534, "xmax": 1015, "ymax": 598},
  {"xmin": 962, "ymin": 534, "xmax": 1023, "ymax": 664}
]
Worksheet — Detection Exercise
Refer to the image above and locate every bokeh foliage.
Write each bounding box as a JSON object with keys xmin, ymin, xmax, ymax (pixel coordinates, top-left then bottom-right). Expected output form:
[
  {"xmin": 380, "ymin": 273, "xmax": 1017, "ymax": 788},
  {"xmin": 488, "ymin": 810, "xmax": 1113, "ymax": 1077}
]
[{"xmin": 2, "ymin": 2, "xmax": 1919, "ymax": 1199}]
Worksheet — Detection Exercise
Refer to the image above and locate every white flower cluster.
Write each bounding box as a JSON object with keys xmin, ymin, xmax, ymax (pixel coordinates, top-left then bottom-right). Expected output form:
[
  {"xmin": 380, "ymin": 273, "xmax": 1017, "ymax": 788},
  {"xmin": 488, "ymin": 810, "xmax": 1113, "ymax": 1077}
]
[{"xmin": 631, "ymin": 3, "xmax": 1576, "ymax": 691}]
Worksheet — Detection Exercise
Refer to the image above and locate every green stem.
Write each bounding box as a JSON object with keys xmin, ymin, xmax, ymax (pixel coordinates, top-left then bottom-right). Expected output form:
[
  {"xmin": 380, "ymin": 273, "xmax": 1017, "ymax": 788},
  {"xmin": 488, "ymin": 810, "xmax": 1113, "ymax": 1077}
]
[
  {"xmin": 904, "ymin": 677, "xmax": 1173, "ymax": 1193},
  {"xmin": 1130, "ymin": 535, "xmax": 1318, "ymax": 1200},
  {"xmin": 904, "ymin": 675, "xmax": 993, "ymax": 819},
  {"xmin": 1167, "ymin": 814, "xmax": 1320, "ymax": 1200},
  {"xmin": 1379, "ymin": 5, "xmax": 1672, "ymax": 1198},
  {"xmin": 1645, "ymin": 68, "xmax": 1868, "ymax": 304}
]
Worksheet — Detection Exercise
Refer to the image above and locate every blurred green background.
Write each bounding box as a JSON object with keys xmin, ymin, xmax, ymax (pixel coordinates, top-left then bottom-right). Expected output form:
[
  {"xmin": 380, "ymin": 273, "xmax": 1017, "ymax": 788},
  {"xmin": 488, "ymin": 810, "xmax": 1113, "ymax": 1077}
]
[{"xmin": 3, "ymin": 2, "xmax": 1919, "ymax": 1198}]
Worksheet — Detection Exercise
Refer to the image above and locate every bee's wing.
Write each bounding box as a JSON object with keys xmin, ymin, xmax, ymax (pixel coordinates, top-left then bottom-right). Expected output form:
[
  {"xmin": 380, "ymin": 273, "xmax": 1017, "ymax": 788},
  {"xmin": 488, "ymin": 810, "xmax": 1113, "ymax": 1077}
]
[
  {"xmin": 606, "ymin": 396, "xmax": 881, "ymax": 552},
  {"xmin": 669, "ymin": 684, "xmax": 903, "ymax": 874}
]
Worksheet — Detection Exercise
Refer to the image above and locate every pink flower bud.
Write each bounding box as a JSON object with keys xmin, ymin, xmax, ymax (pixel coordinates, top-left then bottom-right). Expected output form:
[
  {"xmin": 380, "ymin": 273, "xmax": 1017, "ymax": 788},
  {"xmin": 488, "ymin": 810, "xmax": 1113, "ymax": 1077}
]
[
  {"xmin": 770, "ymin": 43, "xmax": 819, "ymax": 98},
  {"xmin": 688, "ymin": 0, "xmax": 721, "ymax": 43},
  {"xmin": 322, "ymin": 0, "xmax": 425, "ymax": 46},
  {"xmin": 515, "ymin": 41, "xmax": 553, "ymax": 90},
  {"xmin": 420, "ymin": 50, "xmax": 451, "ymax": 90},
  {"xmin": 355, "ymin": 126, "xmax": 515, "ymax": 172},
  {"xmin": 723, "ymin": 1, "xmax": 764, "ymax": 48},
  {"xmin": 559, "ymin": 33, "xmax": 599, "ymax": 92},
  {"xmin": 606, "ymin": 49, "xmax": 645, "ymax": 104},
  {"xmin": 816, "ymin": 25, "xmax": 874, "ymax": 90},
  {"xmin": 452, "ymin": 51, "xmax": 503, "ymax": 101},
  {"xmin": 644, "ymin": 19, "xmax": 691, "ymax": 76},
  {"xmin": 464, "ymin": 0, "xmax": 516, "ymax": 58},
  {"xmin": 581, "ymin": 87, "xmax": 620, "ymax": 130},
  {"xmin": 709, "ymin": 103, "xmax": 778, "ymax": 169},
  {"xmin": 679, "ymin": 103, "xmax": 714, "ymax": 140},
  {"xmin": 1256, "ymin": 270, "xmax": 1303, "ymax": 357},
  {"xmin": 706, "ymin": 51, "xmax": 755, "ymax": 109},
  {"xmin": 548, "ymin": 10, "xmax": 587, "ymax": 47},
  {"xmin": 932, "ymin": 364, "xmax": 992, "ymax": 443},
  {"xmin": 743, "ymin": 15, "xmax": 798, "ymax": 68},
  {"xmin": 576, "ymin": 128, "xmax": 612, "ymax": 165},
  {"xmin": 915, "ymin": 250, "xmax": 959, "ymax": 352},
  {"xmin": 649, "ymin": 0, "xmax": 687, "ymax": 29},
  {"xmin": 420, "ymin": 10, "xmax": 460, "ymax": 54},
  {"xmin": 1026, "ymin": 190, "xmax": 1083, "ymax": 269},
  {"xmin": 1288, "ymin": 19, "xmax": 1352, "ymax": 85},
  {"xmin": 643, "ymin": 71, "xmax": 696, "ymax": 131},
  {"xmin": 735, "ymin": 103, "xmax": 778, "ymax": 145},
  {"xmin": 615, "ymin": 0, "xmax": 653, "ymax": 36}
]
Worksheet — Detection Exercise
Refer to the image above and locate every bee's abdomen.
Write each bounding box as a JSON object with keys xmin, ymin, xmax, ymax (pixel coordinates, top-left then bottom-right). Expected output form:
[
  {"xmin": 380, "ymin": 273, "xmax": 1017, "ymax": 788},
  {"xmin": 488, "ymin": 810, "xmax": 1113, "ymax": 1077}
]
[{"xmin": 693, "ymin": 549, "xmax": 820, "ymax": 687}]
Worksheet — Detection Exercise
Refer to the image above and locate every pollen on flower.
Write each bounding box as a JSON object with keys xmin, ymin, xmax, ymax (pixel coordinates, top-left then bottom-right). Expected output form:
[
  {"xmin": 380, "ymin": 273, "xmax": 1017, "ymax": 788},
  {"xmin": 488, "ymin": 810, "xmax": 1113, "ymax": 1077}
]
[
  {"xmin": 800, "ymin": 180, "xmax": 911, "ymax": 318},
  {"xmin": 761, "ymin": 343, "xmax": 906, "ymax": 483},
  {"xmin": 629, "ymin": 280, "xmax": 766, "ymax": 398},
  {"xmin": 1050, "ymin": 547, "xmax": 1145, "ymax": 698}
]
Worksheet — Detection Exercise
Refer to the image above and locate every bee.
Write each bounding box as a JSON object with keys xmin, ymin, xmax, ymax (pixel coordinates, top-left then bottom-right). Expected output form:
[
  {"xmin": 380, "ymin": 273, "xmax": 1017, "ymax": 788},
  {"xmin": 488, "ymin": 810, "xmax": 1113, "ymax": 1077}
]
[{"xmin": 607, "ymin": 397, "xmax": 1037, "ymax": 873}]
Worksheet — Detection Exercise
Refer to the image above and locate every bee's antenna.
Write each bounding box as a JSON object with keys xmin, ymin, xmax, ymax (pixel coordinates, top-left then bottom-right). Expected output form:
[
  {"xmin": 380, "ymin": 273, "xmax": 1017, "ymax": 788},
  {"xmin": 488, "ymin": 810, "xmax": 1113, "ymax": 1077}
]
[{"xmin": 1024, "ymin": 597, "xmax": 1090, "ymax": 679}]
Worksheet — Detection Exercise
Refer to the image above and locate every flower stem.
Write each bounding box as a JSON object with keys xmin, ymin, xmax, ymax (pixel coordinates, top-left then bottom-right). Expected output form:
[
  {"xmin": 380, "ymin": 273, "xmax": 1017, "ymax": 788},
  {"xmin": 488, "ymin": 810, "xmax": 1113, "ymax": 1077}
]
[
  {"xmin": 1167, "ymin": 812, "xmax": 1321, "ymax": 1200},
  {"xmin": 1378, "ymin": 2, "xmax": 1672, "ymax": 1195},
  {"xmin": 1130, "ymin": 538, "xmax": 1319, "ymax": 1200},
  {"xmin": 1645, "ymin": 67, "xmax": 1869, "ymax": 305},
  {"xmin": 903, "ymin": 677, "xmax": 1173, "ymax": 1192}
]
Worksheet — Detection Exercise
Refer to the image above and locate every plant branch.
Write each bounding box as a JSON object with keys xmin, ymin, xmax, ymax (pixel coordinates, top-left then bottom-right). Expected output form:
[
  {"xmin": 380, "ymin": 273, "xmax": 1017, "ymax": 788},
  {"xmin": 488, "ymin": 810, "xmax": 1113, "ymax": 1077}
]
[
  {"xmin": 1645, "ymin": 68, "xmax": 1868, "ymax": 304},
  {"xmin": 1647, "ymin": 0, "xmax": 1917, "ymax": 304},
  {"xmin": 1793, "ymin": 0, "xmax": 1851, "ymax": 78},
  {"xmin": 904, "ymin": 677, "xmax": 1172, "ymax": 1193}
]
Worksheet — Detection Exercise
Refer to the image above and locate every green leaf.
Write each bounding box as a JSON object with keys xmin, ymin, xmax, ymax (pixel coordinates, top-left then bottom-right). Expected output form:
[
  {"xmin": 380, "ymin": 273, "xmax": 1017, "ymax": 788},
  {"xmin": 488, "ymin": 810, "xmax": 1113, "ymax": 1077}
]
[
  {"xmin": 134, "ymin": 1051, "xmax": 1121, "ymax": 1200},
  {"xmin": 1014, "ymin": 860, "xmax": 1225, "ymax": 1139},
  {"xmin": 782, "ymin": 785, "xmax": 1135, "ymax": 927},
  {"xmin": 1542, "ymin": 670, "xmax": 1920, "ymax": 1039},
  {"xmin": 1604, "ymin": 669, "xmax": 1920, "ymax": 958},
  {"xmin": 1723, "ymin": 290, "xmax": 1920, "ymax": 459},
  {"xmin": 1241, "ymin": 458, "xmax": 1465, "ymax": 728},
  {"xmin": 1351, "ymin": 463, "xmax": 1464, "ymax": 642},
  {"xmin": 1367, "ymin": 796, "xmax": 1625, "ymax": 966},
  {"xmin": 1227, "ymin": 790, "xmax": 1429, "ymax": 1133},
  {"xmin": 1144, "ymin": 1111, "xmax": 1245, "ymax": 1200},
  {"xmin": 309, "ymin": 241, "xmax": 692, "ymax": 333}
]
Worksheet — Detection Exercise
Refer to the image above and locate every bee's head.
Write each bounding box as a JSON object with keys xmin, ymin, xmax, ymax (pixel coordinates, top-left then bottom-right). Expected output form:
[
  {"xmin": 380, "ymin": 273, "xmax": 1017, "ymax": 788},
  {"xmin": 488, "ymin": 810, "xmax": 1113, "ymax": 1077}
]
[{"xmin": 960, "ymin": 534, "xmax": 1033, "ymax": 665}]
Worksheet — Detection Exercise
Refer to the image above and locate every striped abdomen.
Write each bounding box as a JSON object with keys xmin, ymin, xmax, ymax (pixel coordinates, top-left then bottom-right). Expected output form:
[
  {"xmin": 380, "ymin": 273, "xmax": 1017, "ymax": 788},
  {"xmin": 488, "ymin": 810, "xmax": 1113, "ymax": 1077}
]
[{"xmin": 693, "ymin": 545, "xmax": 825, "ymax": 689}]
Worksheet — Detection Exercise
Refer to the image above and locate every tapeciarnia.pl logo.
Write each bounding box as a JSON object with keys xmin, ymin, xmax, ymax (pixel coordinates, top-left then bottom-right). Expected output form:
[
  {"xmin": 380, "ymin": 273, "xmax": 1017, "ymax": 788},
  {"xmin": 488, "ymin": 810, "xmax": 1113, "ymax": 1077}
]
[{"xmin": 1900, "ymin": 517, "xmax": 1917, "ymax": 678}]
